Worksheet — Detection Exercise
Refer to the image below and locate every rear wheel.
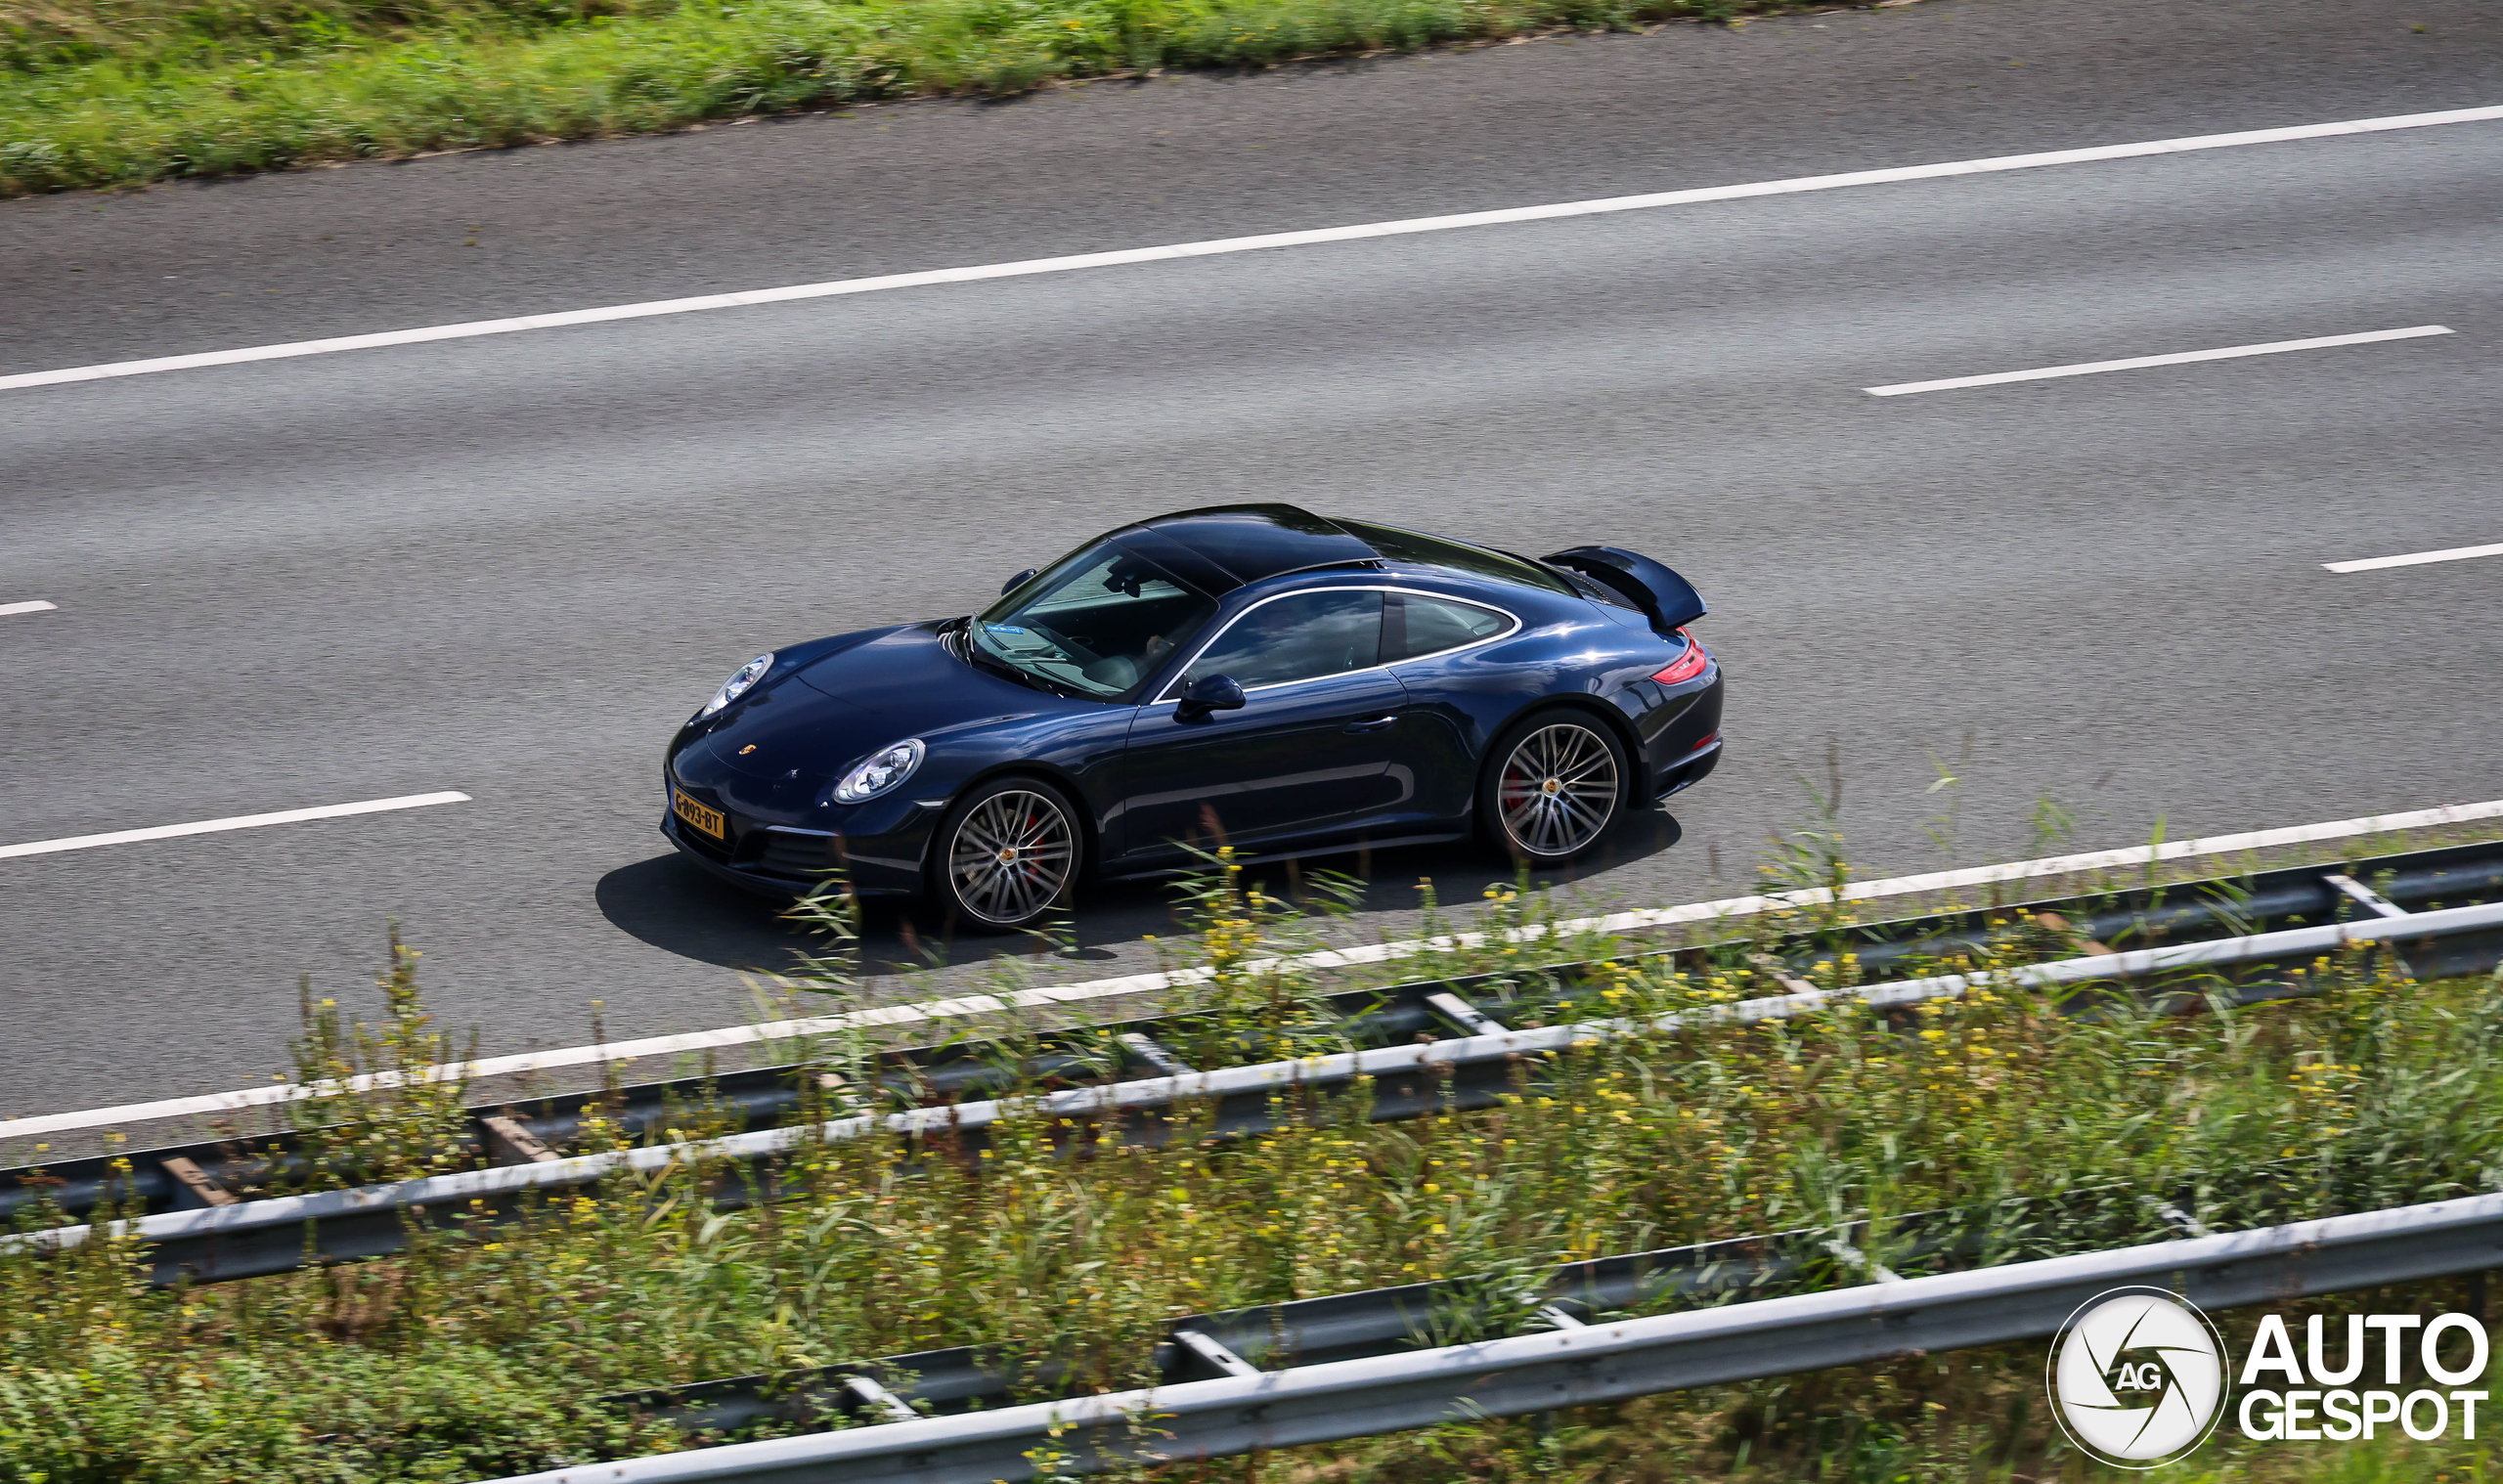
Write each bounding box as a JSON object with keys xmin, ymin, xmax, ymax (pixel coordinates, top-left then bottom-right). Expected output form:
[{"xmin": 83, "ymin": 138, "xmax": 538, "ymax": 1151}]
[
  {"xmin": 1479, "ymin": 710, "xmax": 1627, "ymax": 864},
  {"xmin": 932, "ymin": 777, "xmax": 1082, "ymax": 932}
]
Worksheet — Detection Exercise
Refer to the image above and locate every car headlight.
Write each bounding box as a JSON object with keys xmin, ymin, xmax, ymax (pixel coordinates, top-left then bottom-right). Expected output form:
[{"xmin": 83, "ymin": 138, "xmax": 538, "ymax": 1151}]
[
  {"xmin": 834, "ymin": 739, "xmax": 925, "ymax": 804},
  {"xmin": 700, "ymin": 653, "xmax": 774, "ymax": 717}
]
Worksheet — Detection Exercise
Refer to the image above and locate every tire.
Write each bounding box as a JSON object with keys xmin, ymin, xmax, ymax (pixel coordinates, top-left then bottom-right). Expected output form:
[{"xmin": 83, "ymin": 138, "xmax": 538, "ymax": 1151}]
[
  {"xmin": 931, "ymin": 776, "xmax": 1084, "ymax": 932},
  {"xmin": 1477, "ymin": 708, "xmax": 1629, "ymax": 865}
]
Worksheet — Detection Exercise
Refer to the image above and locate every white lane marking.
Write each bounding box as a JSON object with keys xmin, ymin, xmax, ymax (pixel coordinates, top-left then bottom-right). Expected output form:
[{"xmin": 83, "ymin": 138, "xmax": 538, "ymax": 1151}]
[
  {"xmin": 5, "ymin": 107, "xmax": 2501, "ymax": 396},
  {"xmin": 0, "ymin": 600, "xmax": 60, "ymax": 617},
  {"xmin": 1864, "ymin": 325, "xmax": 2455, "ymax": 396},
  {"xmin": 8, "ymin": 794, "xmax": 2497, "ymax": 1140},
  {"xmin": 2325, "ymin": 541, "xmax": 2503, "ymax": 574},
  {"xmin": 0, "ymin": 791, "xmax": 470, "ymax": 861}
]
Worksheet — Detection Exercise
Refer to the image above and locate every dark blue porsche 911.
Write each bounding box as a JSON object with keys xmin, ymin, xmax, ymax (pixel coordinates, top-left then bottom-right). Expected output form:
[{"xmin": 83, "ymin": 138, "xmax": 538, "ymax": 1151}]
[{"xmin": 663, "ymin": 504, "xmax": 1722, "ymax": 930}]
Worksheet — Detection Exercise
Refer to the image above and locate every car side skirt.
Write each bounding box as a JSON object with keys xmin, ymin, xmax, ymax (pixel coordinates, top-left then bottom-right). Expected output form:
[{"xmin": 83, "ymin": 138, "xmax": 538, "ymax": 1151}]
[{"xmin": 1096, "ymin": 830, "xmax": 1473, "ymax": 883}]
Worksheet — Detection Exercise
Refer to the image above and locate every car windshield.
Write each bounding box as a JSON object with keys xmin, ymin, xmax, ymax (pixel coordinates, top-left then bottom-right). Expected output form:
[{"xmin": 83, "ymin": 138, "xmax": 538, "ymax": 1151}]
[{"xmin": 973, "ymin": 541, "xmax": 1218, "ymax": 700}]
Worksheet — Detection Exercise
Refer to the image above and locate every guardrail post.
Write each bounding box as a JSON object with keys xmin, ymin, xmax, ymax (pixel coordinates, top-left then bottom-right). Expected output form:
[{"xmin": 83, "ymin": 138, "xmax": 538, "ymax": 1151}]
[
  {"xmin": 2143, "ymin": 1197, "xmax": 2214, "ymax": 1238},
  {"xmin": 2323, "ymin": 873, "xmax": 2418, "ymax": 978},
  {"xmin": 2323, "ymin": 873, "xmax": 2409, "ymax": 920},
  {"xmin": 1117, "ymin": 1034, "xmax": 1194, "ymax": 1077},
  {"xmin": 2033, "ymin": 911, "xmax": 2113, "ymax": 956},
  {"xmin": 840, "ymin": 1374, "xmax": 918, "ymax": 1423},
  {"xmin": 158, "ymin": 1156, "xmax": 235, "ymax": 1208},
  {"xmin": 1424, "ymin": 991, "xmax": 1509, "ymax": 1035},
  {"xmin": 816, "ymin": 1072, "xmax": 869, "ymax": 1113},
  {"xmin": 1172, "ymin": 1328, "xmax": 1262, "ymax": 1379},
  {"xmin": 1821, "ymin": 1235, "xmax": 1901, "ymax": 1285},
  {"xmin": 1745, "ymin": 956, "xmax": 1819, "ymax": 996},
  {"xmin": 479, "ymin": 1115, "xmax": 559, "ymax": 1165}
]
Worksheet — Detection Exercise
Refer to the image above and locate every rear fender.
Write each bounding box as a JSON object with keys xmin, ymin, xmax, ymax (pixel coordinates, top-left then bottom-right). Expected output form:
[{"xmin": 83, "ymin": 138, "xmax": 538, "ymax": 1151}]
[{"xmin": 1542, "ymin": 546, "xmax": 1706, "ymax": 633}]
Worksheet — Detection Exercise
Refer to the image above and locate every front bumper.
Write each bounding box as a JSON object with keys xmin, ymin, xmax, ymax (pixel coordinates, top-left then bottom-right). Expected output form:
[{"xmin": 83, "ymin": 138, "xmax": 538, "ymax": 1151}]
[{"xmin": 662, "ymin": 772, "xmax": 939, "ymax": 902}]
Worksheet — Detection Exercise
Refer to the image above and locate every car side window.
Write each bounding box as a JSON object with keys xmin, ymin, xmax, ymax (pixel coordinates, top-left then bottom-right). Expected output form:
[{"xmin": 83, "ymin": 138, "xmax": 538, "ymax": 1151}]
[
  {"xmin": 1182, "ymin": 590, "xmax": 1383, "ymax": 692},
  {"xmin": 1387, "ymin": 593, "xmax": 1510, "ymax": 662}
]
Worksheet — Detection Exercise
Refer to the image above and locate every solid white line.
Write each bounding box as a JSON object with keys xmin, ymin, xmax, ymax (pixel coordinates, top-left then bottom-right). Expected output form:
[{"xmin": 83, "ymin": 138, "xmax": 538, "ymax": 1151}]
[
  {"xmin": 4, "ymin": 106, "xmax": 2500, "ymax": 396},
  {"xmin": 0, "ymin": 791, "xmax": 470, "ymax": 862},
  {"xmin": 0, "ymin": 600, "xmax": 59, "ymax": 617},
  {"xmin": 8, "ymin": 794, "xmax": 2497, "ymax": 1141},
  {"xmin": 1864, "ymin": 325, "xmax": 2455, "ymax": 396},
  {"xmin": 2325, "ymin": 541, "xmax": 2503, "ymax": 574}
]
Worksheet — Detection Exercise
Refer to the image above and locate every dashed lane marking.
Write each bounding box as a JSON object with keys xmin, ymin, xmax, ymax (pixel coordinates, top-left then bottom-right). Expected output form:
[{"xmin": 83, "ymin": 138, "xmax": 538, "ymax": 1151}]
[
  {"xmin": 1865, "ymin": 326, "xmax": 2453, "ymax": 397},
  {"xmin": 2325, "ymin": 541, "xmax": 2503, "ymax": 574},
  {"xmin": 3, "ymin": 108, "xmax": 2498, "ymax": 395},
  {"xmin": 0, "ymin": 791, "xmax": 471, "ymax": 862}
]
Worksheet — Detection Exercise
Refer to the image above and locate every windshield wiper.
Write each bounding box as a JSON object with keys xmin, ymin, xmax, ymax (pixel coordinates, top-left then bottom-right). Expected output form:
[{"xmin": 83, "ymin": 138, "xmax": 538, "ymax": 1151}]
[{"xmin": 963, "ymin": 638, "xmax": 1087, "ymax": 700}]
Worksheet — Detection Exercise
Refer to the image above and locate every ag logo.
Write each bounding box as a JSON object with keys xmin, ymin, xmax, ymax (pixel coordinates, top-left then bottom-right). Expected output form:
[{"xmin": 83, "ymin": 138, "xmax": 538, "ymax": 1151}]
[{"xmin": 2048, "ymin": 1287, "xmax": 2228, "ymax": 1468}]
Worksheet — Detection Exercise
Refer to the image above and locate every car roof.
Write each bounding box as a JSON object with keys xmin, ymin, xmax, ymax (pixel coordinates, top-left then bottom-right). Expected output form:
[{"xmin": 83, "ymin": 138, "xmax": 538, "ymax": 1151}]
[
  {"xmin": 1118, "ymin": 502, "xmax": 1575, "ymax": 603},
  {"xmin": 1126, "ymin": 503, "xmax": 1381, "ymax": 592}
]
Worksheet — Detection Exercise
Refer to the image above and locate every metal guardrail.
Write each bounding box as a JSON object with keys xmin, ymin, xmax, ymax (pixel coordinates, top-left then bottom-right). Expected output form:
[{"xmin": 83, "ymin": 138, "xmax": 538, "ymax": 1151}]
[
  {"xmin": 12, "ymin": 836, "xmax": 2500, "ymax": 1234},
  {"xmin": 1819, "ymin": 835, "xmax": 2503, "ymax": 980},
  {"xmin": 613, "ymin": 1169, "xmax": 2286, "ymax": 1437},
  {"xmin": 10, "ymin": 891, "xmax": 2503, "ymax": 1286},
  {"xmin": 621, "ymin": 1217, "xmax": 1900, "ymax": 1436},
  {"xmin": 0, "ymin": 977, "xmax": 1466, "ymax": 1228},
  {"xmin": 471, "ymin": 1191, "xmax": 2503, "ymax": 1483}
]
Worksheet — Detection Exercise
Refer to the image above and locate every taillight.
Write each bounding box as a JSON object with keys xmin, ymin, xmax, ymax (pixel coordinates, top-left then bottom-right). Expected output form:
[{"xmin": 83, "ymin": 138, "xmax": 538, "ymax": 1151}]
[{"xmin": 1651, "ymin": 629, "xmax": 1710, "ymax": 685}]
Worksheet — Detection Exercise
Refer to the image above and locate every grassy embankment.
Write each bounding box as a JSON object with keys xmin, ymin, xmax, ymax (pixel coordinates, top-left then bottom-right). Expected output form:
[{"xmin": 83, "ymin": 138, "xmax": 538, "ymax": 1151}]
[
  {"xmin": 4, "ymin": 851, "xmax": 2501, "ymax": 1481},
  {"xmin": 1, "ymin": 0, "xmax": 1793, "ymax": 197}
]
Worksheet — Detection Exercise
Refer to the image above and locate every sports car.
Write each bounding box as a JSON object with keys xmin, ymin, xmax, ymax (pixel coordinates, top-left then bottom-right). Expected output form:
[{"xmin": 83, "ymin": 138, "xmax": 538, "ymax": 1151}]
[{"xmin": 662, "ymin": 503, "xmax": 1722, "ymax": 930}]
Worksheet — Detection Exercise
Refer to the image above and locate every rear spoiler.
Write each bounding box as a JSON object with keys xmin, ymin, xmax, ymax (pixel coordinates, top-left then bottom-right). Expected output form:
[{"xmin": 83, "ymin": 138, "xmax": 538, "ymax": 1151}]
[{"xmin": 1542, "ymin": 546, "xmax": 1707, "ymax": 633}]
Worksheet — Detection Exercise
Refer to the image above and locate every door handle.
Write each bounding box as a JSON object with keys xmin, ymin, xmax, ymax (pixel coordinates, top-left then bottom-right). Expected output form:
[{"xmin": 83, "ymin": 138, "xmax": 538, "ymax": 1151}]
[{"xmin": 1343, "ymin": 715, "xmax": 1398, "ymax": 734}]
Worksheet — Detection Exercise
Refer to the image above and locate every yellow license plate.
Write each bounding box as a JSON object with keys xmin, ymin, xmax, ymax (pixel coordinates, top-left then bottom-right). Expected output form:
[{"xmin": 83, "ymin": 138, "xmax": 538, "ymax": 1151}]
[{"xmin": 672, "ymin": 788, "xmax": 725, "ymax": 840}]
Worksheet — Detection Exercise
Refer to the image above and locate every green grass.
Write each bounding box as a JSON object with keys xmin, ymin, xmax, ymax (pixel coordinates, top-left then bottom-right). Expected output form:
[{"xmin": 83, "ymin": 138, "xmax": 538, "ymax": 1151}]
[
  {"xmin": 0, "ymin": 0, "xmax": 1778, "ymax": 197},
  {"xmin": 1235, "ymin": 1341, "xmax": 2501, "ymax": 1482},
  {"xmin": 6, "ymin": 848, "xmax": 2502, "ymax": 1481}
]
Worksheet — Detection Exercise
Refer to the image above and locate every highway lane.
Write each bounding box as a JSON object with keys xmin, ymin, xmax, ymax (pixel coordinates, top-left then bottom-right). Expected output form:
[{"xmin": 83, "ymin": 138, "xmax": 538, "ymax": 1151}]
[
  {"xmin": 5, "ymin": 15, "xmax": 2503, "ymax": 1118},
  {"xmin": 5, "ymin": 0, "xmax": 2499, "ymax": 375}
]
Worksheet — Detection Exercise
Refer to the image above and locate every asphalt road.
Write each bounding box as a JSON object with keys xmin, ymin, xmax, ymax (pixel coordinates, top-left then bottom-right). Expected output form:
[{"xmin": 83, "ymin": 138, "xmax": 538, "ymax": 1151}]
[{"xmin": 4, "ymin": 0, "xmax": 2501, "ymax": 1119}]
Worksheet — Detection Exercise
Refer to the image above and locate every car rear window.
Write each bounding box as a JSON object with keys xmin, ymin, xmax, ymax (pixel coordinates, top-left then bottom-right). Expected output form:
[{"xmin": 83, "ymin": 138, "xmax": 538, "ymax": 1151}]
[
  {"xmin": 1335, "ymin": 519, "xmax": 1576, "ymax": 595},
  {"xmin": 1387, "ymin": 593, "xmax": 1512, "ymax": 662}
]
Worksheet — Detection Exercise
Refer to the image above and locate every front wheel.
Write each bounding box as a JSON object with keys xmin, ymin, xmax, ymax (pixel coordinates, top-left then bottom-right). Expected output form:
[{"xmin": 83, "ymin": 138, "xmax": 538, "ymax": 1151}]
[
  {"xmin": 932, "ymin": 777, "xmax": 1083, "ymax": 932},
  {"xmin": 1478, "ymin": 710, "xmax": 1628, "ymax": 864}
]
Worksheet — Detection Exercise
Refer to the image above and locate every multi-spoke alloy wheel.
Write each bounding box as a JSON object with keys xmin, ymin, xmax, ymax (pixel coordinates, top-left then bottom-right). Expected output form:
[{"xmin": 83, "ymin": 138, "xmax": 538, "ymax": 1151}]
[
  {"xmin": 1492, "ymin": 719, "xmax": 1622, "ymax": 860},
  {"xmin": 942, "ymin": 784, "xmax": 1077, "ymax": 929}
]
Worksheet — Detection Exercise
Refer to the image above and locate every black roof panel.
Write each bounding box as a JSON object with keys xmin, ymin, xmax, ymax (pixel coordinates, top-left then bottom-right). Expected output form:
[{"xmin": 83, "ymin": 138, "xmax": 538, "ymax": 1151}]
[{"xmin": 1140, "ymin": 503, "xmax": 1379, "ymax": 589}]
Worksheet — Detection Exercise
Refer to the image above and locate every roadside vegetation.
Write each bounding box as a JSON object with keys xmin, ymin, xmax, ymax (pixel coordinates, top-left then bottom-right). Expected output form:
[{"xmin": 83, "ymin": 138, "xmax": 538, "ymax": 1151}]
[
  {"xmin": 4, "ymin": 835, "xmax": 2501, "ymax": 1481},
  {"xmin": 0, "ymin": 0, "xmax": 1806, "ymax": 198}
]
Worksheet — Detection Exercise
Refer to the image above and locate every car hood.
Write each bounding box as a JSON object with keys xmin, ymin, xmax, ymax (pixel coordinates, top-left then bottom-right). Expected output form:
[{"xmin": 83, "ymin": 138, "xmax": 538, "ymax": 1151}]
[{"xmin": 703, "ymin": 623, "xmax": 1066, "ymax": 779}]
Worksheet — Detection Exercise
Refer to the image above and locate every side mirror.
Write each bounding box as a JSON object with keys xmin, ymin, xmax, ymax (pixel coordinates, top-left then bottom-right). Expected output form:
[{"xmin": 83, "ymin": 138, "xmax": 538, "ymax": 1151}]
[
  {"xmin": 1000, "ymin": 568, "xmax": 1039, "ymax": 595},
  {"xmin": 1174, "ymin": 674, "xmax": 1246, "ymax": 720}
]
